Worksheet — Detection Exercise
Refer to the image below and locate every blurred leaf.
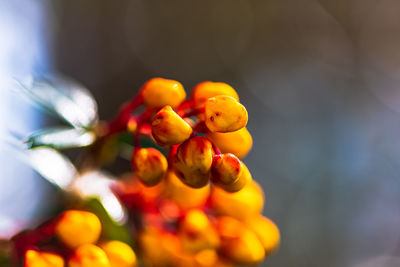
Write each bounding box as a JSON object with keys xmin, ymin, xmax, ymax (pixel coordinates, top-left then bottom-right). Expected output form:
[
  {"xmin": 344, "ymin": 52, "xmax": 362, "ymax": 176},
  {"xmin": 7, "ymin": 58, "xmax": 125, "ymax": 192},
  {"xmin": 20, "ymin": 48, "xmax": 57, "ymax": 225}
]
[
  {"xmin": 15, "ymin": 74, "xmax": 98, "ymax": 128},
  {"xmin": 26, "ymin": 147, "xmax": 77, "ymax": 189},
  {"xmin": 26, "ymin": 127, "xmax": 96, "ymax": 149},
  {"xmin": 80, "ymin": 198, "xmax": 133, "ymax": 246},
  {"xmin": 71, "ymin": 171, "xmax": 127, "ymax": 224}
]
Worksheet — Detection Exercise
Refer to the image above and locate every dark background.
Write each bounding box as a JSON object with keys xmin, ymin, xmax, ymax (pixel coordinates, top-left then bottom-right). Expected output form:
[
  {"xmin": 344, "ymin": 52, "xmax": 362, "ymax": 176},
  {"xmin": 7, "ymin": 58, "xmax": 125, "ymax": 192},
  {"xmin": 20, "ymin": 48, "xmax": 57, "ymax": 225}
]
[{"xmin": 2, "ymin": 0, "xmax": 400, "ymax": 266}]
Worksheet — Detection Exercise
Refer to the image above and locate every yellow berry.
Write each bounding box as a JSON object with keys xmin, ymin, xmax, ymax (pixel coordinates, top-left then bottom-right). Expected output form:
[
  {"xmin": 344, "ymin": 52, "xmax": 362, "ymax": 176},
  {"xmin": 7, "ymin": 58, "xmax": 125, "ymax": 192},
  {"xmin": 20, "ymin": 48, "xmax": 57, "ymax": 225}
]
[
  {"xmin": 204, "ymin": 95, "xmax": 248, "ymax": 133},
  {"xmin": 213, "ymin": 160, "xmax": 250, "ymax": 193},
  {"xmin": 216, "ymin": 216, "xmax": 265, "ymax": 265},
  {"xmin": 163, "ymin": 171, "xmax": 210, "ymax": 210},
  {"xmin": 152, "ymin": 105, "xmax": 193, "ymax": 146},
  {"xmin": 24, "ymin": 250, "xmax": 64, "ymax": 267},
  {"xmin": 100, "ymin": 241, "xmax": 137, "ymax": 267},
  {"xmin": 131, "ymin": 148, "xmax": 168, "ymax": 186},
  {"xmin": 55, "ymin": 210, "xmax": 101, "ymax": 249},
  {"xmin": 192, "ymin": 81, "xmax": 239, "ymax": 107},
  {"xmin": 206, "ymin": 127, "xmax": 252, "ymax": 158},
  {"xmin": 68, "ymin": 244, "xmax": 110, "ymax": 267},
  {"xmin": 193, "ymin": 249, "xmax": 218, "ymax": 267},
  {"xmin": 211, "ymin": 153, "xmax": 242, "ymax": 185},
  {"xmin": 245, "ymin": 216, "xmax": 280, "ymax": 255},
  {"xmin": 141, "ymin": 77, "xmax": 186, "ymax": 108},
  {"xmin": 211, "ymin": 178, "xmax": 264, "ymax": 220},
  {"xmin": 138, "ymin": 227, "xmax": 181, "ymax": 267},
  {"xmin": 179, "ymin": 209, "xmax": 220, "ymax": 253},
  {"xmin": 174, "ymin": 137, "xmax": 213, "ymax": 188}
]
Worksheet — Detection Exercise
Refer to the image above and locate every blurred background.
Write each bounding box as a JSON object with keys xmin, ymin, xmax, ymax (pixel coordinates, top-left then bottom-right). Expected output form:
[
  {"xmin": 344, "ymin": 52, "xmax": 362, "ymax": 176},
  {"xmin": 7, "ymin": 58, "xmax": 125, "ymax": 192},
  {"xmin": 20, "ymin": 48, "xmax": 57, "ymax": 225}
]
[{"xmin": 2, "ymin": 0, "xmax": 400, "ymax": 266}]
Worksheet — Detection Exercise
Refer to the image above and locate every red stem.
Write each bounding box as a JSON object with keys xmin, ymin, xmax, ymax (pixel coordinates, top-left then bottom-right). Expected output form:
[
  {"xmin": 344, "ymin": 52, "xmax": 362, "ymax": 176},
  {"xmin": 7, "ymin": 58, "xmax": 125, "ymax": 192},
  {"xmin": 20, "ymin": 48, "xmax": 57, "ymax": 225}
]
[{"xmin": 106, "ymin": 95, "xmax": 144, "ymax": 136}]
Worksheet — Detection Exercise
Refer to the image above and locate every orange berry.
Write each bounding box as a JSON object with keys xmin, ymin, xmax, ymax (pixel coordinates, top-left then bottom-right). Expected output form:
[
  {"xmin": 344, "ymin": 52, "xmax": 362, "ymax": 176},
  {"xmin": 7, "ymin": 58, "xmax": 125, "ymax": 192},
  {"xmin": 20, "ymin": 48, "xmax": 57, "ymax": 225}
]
[
  {"xmin": 68, "ymin": 244, "xmax": 110, "ymax": 267},
  {"xmin": 193, "ymin": 249, "xmax": 218, "ymax": 267},
  {"xmin": 174, "ymin": 137, "xmax": 213, "ymax": 188},
  {"xmin": 100, "ymin": 241, "xmax": 137, "ymax": 267},
  {"xmin": 179, "ymin": 209, "xmax": 220, "ymax": 253},
  {"xmin": 152, "ymin": 105, "xmax": 193, "ymax": 146},
  {"xmin": 211, "ymin": 153, "xmax": 242, "ymax": 185},
  {"xmin": 204, "ymin": 95, "xmax": 248, "ymax": 133},
  {"xmin": 138, "ymin": 227, "xmax": 181, "ymax": 267},
  {"xmin": 163, "ymin": 171, "xmax": 210, "ymax": 210},
  {"xmin": 24, "ymin": 250, "xmax": 64, "ymax": 267},
  {"xmin": 141, "ymin": 77, "xmax": 186, "ymax": 108},
  {"xmin": 206, "ymin": 127, "xmax": 252, "ymax": 158},
  {"xmin": 216, "ymin": 216, "xmax": 265, "ymax": 265},
  {"xmin": 55, "ymin": 210, "xmax": 101, "ymax": 249},
  {"xmin": 245, "ymin": 216, "xmax": 280, "ymax": 255},
  {"xmin": 131, "ymin": 148, "xmax": 168, "ymax": 186},
  {"xmin": 214, "ymin": 160, "xmax": 250, "ymax": 193},
  {"xmin": 211, "ymin": 178, "xmax": 264, "ymax": 220},
  {"xmin": 191, "ymin": 81, "xmax": 239, "ymax": 107}
]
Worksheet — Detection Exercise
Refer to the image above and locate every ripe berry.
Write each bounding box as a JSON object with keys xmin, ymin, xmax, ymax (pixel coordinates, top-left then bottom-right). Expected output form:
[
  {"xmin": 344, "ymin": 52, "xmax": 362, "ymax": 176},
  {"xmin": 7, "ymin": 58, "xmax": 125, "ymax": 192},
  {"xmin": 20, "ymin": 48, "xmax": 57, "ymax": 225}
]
[
  {"xmin": 204, "ymin": 95, "xmax": 248, "ymax": 133},
  {"xmin": 152, "ymin": 105, "xmax": 193, "ymax": 146},
  {"xmin": 68, "ymin": 244, "xmax": 110, "ymax": 267},
  {"xmin": 131, "ymin": 148, "xmax": 168, "ymax": 187},
  {"xmin": 24, "ymin": 250, "xmax": 64, "ymax": 267},
  {"xmin": 211, "ymin": 179, "xmax": 264, "ymax": 220},
  {"xmin": 173, "ymin": 136, "xmax": 213, "ymax": 188},
  {"xmin": 191, "ymin": 81, "xmax": 239, "ymax": 107},
  {"xmin": 163, "ymin": 171, "xmax": 210, "ymax": 210},
  {"xmin": 213, "ymin": 160, "xmax": 250, "ymax": 193},
  {"xmin": 211, "ymin": 153, "xmax": 242, "ymax": 185},
  {"xmin": 55, "ymin": 210, "xmax": 102, "ymax": 249},
  {"xmin": 179, "ymin": 209, "xmax": 220, "ymax": 253},
  {"xmin": 141, "ymin": 77, "xmax": 186, "ymax": 109},
  {"xmin": 216, "ymin": 216, "xmax": 265, "ymax": 265},
  {"xmin": 206, "ymin": 127, "xmax": 252, "ymax": 158},
  {"xmin": 245, "ymin": 216, "xmax": 280, "ymax": 255},
  {"xmin": 100, "ymin": 240, "xmax": 137, "ymax": 267}
]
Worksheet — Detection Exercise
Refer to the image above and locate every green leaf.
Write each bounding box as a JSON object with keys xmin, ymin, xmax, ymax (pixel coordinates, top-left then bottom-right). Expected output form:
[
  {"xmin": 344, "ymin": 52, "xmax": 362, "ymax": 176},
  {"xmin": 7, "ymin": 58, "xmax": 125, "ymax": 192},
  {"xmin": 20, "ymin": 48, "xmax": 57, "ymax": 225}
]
[
  {"xmin": 80, "ymin": 198, "xmax": 133, "ymax": 246},
  {"xmin": 26, "ymin": 127, "xmax": 96, "ymax": 149},
  {"xmin": 16, "ymin": 74, "xmax": 98, "ymax": 129}
]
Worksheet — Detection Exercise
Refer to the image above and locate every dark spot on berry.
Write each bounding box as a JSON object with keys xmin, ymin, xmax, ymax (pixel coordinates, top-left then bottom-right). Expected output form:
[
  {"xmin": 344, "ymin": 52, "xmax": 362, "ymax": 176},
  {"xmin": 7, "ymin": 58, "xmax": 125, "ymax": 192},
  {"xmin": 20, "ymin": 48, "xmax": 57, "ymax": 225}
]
[
  {"xmin": 215, "ymin": 112, "xmax": 220, "ymax": 116},
  {"xmin": 210, "ymin": 116, "xmax": 214, "ymax": 121}
]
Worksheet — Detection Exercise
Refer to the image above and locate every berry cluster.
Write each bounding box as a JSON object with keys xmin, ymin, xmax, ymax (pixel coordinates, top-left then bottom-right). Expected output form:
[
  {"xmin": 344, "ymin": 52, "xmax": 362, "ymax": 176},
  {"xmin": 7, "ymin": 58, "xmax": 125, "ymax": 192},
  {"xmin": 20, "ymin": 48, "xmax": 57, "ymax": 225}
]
[
  {"xmin": 16, "ymin": 77, "xmax": 279, "ymax": 267},
  {"xmin": 112, "ymin": 78, "xmax": 279, "ymax": 266},
  {"xmin": 16, "ymin": 210, "xmax": 136, "ymax": 267}
]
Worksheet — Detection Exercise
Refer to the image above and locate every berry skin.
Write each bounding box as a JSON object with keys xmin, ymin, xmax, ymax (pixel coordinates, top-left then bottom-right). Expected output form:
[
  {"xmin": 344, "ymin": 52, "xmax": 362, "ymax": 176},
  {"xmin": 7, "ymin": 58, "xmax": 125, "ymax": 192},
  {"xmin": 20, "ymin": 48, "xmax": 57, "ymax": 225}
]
[
  {"xmin": 191, "ymin": 81, "xmax": 239, "ymax": 107},
  {"xmin": 216, "ymin": 216, "xmax": 265, "ymax": 266},
  {"xmin": 245, "ymin": 216, "xmax": 280, "ymax": 255},
  {"xmin": 55, "ymin": 210, "xmax": 102, "ymax": 249},
  {"xmin": 141, "ymin": 77, "xmax": 186, "ymax": 109},
  {"xmin": 211, "ymin": 179, "xmax": 264, "ymax": 220},
  {"xmin": 204, "ymin": 95, "xmax": 248, "ymax": 133},
  {"xmin": 211, "ymin": 153, "xmax": 242, "ymax": 185},
  {"xmin": 24, "ymin": 250, "xmax": 64, "ymax": 267},
  {"xmin": 213, "ymin": 160, "xmax": 250, "ymax": 193},
  {"xmin": 179, "ymin": 209, "xmax": 220, "ymax": 253},
  {"xmin": 100, "ymin": 241, "xmax": 137, "ymax": 267},
  {"xmin": 152, "ymin": 105, "xmax": 193, "ymax": 146},
  {"xmin": 206, "ymin": 127, "xmax": 252, "ymax": 158},
  {"xmin": 131, "ymin": 148, "xmax": 168, "ymax": 187},
  {"xmin": 173, "ymin": 136, "xmax": 213, "ymax": 188},
  {"xmin": 68, "ymin": 244, "xmax": 110, "ymax": 267},
  {"xmin": 163, "ymin": 171, "xmax": 210, "ymax": 210}
]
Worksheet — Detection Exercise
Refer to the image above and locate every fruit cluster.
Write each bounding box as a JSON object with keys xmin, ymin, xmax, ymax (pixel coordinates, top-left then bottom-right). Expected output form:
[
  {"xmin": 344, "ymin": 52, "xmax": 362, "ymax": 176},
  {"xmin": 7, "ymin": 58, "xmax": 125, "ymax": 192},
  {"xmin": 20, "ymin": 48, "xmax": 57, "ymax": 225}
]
[
  {"xmin": 16, "ymin": 78, "xmax": 279, "ymax": 267},
  {"xmin": 17, "ymin": 210, "xmax": 136, "ymax": 267},
  {"xmin": 112, "ymin": 78, "xmax": 280, "ymax": 266}
]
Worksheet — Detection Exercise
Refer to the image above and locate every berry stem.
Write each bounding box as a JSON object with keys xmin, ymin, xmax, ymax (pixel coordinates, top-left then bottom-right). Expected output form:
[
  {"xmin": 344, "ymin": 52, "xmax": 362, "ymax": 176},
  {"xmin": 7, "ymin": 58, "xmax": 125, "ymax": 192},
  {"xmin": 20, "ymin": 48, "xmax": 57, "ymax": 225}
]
[{"xmin": 106, "ymin": 95, "xmax": 144, "ymax": 137}]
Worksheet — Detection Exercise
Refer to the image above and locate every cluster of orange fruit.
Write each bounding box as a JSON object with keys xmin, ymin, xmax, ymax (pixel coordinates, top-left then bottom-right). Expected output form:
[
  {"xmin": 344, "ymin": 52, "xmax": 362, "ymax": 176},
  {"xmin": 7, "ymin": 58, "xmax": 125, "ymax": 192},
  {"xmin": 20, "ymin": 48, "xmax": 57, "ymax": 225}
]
[
  {"xmin": 115, "ymin": 78, "xmax": 280, "ymax": 266},
  {"xmin": 23, "ymin": 78, "xmax": 280, "ymax": 267},
  {"xmin": 23, "ymin": 210, "xmax": 137, "ymax": 267}
]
